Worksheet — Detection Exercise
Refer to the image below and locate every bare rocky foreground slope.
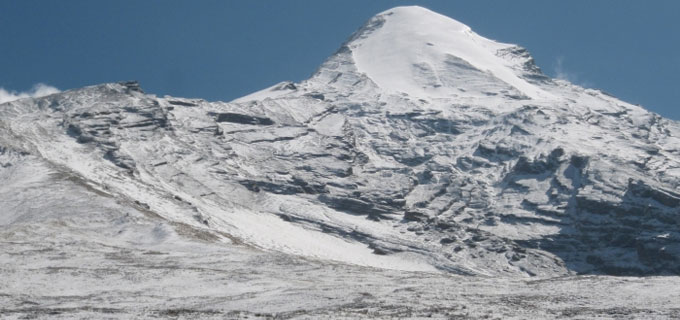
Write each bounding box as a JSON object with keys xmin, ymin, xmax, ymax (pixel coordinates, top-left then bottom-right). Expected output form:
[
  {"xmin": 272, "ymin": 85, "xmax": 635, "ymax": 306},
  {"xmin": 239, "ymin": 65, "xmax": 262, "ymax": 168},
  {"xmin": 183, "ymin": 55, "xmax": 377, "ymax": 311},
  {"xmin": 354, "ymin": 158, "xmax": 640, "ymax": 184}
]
[
  {"xmin": 3, "ymin": 222, "xmax": 680, "ymax": 319},
  {"xmin": 2, "ymin": 6, "xmax": 680, "ymax": 319}
]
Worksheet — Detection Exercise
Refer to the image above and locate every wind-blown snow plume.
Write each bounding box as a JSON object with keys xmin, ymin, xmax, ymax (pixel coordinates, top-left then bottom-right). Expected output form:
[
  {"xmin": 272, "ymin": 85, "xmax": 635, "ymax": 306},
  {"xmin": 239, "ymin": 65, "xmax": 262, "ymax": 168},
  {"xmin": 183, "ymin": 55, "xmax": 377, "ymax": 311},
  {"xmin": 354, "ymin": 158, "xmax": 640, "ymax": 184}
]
[
  {"xmin": 553, "ymin": 56, "xmax": 573, "ymax": 81},
  {"xmin": 553, "ymin": 56, "xmax": 591, "ymax": 87},
  {"xmin": 0, "ymin": 83, "xmax": 60, "ymax": 104}
]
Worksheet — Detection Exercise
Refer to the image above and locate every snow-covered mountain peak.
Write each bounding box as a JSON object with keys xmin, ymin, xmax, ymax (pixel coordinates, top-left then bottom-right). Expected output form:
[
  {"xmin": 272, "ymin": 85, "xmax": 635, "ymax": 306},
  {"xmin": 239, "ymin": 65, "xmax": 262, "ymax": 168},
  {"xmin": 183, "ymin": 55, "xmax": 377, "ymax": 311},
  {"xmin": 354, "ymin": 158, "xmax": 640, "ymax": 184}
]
[
  {"xmin": 386, "ymin": 6, "xmax": 472, "ymax": 29},
  {"xmin": 314, "ymin": 5, "xmax": 551, "ymax": 100},
  {"xmin": 3, "ymin": 6, "xmax": 680, "ymax": 279}
]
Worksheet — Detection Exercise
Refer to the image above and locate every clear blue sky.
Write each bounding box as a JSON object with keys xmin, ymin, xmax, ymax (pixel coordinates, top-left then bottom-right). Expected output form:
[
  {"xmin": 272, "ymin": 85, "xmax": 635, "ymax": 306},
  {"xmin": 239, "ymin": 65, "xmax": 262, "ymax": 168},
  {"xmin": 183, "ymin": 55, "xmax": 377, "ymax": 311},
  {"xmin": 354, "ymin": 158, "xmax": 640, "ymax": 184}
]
[{"xmin": 1, "ymin": 1, "xmax": 679, "ymax": 119}]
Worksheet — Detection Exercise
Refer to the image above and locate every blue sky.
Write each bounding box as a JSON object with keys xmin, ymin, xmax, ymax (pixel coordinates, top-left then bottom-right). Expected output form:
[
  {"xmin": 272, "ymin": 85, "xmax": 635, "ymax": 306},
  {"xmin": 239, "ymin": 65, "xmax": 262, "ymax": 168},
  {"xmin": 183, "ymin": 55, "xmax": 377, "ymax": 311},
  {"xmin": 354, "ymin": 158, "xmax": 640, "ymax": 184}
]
[{"xmin": 1, "ymin": 1, "xmax": 679, "ymax": 119}]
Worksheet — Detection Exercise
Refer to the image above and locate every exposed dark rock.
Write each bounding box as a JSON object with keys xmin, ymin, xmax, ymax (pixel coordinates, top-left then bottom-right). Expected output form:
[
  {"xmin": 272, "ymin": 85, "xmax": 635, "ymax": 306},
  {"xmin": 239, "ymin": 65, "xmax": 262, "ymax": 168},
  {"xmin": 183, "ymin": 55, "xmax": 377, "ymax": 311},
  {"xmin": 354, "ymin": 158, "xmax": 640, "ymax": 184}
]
[
  {"xmin": 305, "ymin": 93, "xmax": 325, "ymax": 100},
  {"xmin": 119, "ymin": 81, "xmax": 143, "ymax": 93},
  {"xmin": 318, "ymin": 194, "xmax": 395, "ymax": 220},
  {"xmin": 104, "ymin": 150, "xmax": 135, "ymax": 171},
  {"xmin": 627, "ymin": 180, "xmax": 680, "ymax": 208},
  {"xmin": 168, "ymin": 100, "xmax": 198, "ymax": 107},
  {"xmin": 238, "ymin": 180, "xmax": 303, "ymax": 195},
  {"xmin": 211, "ymin": 112, "xmax": 274, "ymax": 125}
]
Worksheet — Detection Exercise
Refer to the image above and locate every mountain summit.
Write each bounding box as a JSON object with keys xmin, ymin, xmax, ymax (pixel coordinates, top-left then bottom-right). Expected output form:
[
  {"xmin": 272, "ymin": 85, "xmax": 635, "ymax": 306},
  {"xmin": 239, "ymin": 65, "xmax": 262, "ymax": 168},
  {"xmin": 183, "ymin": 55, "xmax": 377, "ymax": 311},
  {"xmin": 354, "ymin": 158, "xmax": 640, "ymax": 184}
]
[
  {"xmin": 2, "ymin": 6, "xmax": 680, "ymax": 277},
  {"xmin": 340, "ymin": 6, "xmax": 550, "ymax": 99}
]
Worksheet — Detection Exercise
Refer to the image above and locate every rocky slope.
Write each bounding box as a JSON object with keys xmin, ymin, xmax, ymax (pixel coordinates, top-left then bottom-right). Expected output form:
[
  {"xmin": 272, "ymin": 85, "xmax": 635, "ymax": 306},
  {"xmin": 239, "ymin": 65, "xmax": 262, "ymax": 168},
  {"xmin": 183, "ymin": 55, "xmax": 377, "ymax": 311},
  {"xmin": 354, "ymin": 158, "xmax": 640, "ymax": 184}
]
[{"xmin": 2, "ymin": 6, "xmax": 679, "ymax": 278}]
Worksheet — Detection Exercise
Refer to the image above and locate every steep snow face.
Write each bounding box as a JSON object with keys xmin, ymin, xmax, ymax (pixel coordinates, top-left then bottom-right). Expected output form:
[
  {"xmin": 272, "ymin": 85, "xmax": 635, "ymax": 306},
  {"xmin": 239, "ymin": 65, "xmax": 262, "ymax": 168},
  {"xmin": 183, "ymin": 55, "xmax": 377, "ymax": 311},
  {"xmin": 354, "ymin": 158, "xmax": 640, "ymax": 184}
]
[
  {"xmin": 2, "ymin": 6, "xmax": 680, "ymax": 278},
  {"xmin": 347, "ymin": 6, "xmax": 551, "ymax": 100}
]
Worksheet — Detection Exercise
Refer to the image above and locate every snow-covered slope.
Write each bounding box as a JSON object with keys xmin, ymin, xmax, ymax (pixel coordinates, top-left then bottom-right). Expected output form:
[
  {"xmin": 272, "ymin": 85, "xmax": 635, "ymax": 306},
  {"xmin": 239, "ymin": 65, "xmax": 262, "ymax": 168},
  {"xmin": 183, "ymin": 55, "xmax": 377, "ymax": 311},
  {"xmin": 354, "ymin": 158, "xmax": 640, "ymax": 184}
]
[
  {"xmin": 348, "ymin": 6, "xmax": 551, "ymax": 100},
  {"xmin": 2, "ymin": 6, "xmax": 680, "ymax": 277}
]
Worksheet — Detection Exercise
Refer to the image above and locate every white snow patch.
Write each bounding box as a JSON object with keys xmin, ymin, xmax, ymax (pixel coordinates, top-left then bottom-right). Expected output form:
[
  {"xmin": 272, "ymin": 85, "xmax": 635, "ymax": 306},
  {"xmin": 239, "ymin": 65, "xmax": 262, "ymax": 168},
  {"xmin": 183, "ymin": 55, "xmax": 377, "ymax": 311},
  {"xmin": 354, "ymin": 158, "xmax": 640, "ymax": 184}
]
[{"xmin": 350, "ymin": 6, "xmax": 552, "ymax": 100}]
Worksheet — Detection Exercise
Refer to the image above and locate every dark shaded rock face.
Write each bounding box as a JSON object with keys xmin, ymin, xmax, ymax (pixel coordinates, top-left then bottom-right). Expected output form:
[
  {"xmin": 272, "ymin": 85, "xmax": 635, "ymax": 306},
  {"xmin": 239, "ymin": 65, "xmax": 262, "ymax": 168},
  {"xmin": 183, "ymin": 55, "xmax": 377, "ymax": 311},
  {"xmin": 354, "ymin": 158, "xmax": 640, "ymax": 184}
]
[
  {"xmin": 627, "ymin": 180, "xmax": 680, "ymax": 208},
  {"xmin": 211, "ymin": 112, "xmax": 274, "ymax": 125},
  {"xmin": 168, "ymin": 100, "xmax": 198, "ymax": 107},
  {"xmin": 318, "ymin": 194, "xmax": 400, "ymax": 221}
]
